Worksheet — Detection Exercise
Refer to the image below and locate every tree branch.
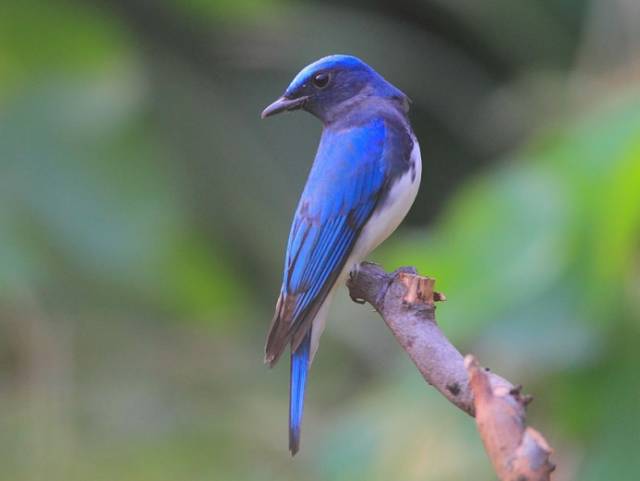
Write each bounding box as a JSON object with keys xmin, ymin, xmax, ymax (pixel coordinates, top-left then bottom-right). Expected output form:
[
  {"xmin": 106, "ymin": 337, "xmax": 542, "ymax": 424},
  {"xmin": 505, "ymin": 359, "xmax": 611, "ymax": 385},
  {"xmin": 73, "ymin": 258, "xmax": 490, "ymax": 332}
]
[{"xmin": 347, "ymin": 262, "xmax": 555, "ymax": 481}]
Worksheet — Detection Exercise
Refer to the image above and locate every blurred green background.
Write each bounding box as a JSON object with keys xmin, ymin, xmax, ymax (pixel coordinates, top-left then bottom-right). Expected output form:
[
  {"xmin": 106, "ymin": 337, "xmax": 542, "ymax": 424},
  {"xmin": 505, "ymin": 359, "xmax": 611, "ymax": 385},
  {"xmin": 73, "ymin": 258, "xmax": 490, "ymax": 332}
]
[{"xmin": 1, "ymin": 0, "xmax": 639, "ymax": 480}]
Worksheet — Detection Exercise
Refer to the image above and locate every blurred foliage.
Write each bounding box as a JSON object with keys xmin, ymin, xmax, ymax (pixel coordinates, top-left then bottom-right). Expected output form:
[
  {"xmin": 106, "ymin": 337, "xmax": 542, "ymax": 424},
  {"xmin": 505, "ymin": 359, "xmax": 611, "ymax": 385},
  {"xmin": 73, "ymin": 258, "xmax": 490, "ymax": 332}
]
[{"xmin": 0, "ymin": 0, "xmax": 639, "ymax": 481}]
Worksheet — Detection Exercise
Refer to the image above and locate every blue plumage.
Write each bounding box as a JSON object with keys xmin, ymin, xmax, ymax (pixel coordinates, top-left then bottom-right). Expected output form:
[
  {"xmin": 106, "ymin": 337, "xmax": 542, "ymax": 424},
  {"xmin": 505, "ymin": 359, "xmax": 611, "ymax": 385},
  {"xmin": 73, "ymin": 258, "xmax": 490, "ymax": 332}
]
[
  {"xmin": 262, "ymin": 55, "xmax": 421, "ymax": 455},
  {"xmin": 282, "ymin": 120, "xmax": 386, "ymax": 338},
  {"xmin": 289, "ymin": 331, "xmax": 311, "ymax": 455}
]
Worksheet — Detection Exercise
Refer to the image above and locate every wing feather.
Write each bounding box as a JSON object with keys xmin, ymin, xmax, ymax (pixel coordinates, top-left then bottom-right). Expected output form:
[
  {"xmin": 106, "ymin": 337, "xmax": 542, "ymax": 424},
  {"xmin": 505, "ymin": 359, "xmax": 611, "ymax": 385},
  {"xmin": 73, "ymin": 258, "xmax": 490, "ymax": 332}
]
[{"xmin": 265, "ymin": 119, "xmax": 389, "ymax": 365}]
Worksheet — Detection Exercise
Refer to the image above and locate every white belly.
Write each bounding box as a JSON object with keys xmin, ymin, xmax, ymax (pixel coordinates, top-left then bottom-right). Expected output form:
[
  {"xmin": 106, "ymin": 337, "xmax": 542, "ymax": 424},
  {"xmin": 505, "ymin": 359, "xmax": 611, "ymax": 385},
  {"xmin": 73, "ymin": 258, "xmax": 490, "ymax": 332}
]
[
  {"xmin": 309, "ymin": 138, "xmax": 422, "ymax": 360},
  {"xmin": 347, "ymin": 138, "xmax": 422, "ymax": 267}
]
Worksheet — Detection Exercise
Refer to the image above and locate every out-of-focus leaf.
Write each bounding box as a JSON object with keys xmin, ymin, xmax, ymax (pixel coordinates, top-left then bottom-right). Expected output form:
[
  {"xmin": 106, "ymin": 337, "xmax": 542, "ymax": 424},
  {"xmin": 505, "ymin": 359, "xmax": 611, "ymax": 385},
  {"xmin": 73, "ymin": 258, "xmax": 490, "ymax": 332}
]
[
  {"xmin": 0, "ymin": 0, "xmax": 129, "ymax": 97},
  {"xmin": 160, "ymin": 233, "xmax": 245, "ymax": 323},
  {"xmin": 175, "ymin": 0, "xmax": 284, "ymax": 22},
  {"xmin": 0, "ymin": 74, "xmax": 244, "ymax": 316}
]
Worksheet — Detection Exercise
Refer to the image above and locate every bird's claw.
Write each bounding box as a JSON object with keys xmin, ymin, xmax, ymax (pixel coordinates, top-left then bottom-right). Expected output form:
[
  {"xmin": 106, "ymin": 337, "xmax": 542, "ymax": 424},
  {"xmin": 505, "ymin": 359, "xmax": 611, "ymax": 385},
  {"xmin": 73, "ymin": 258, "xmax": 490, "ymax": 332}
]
[{"xmin": 349, "ymin": 293, "xmax": 367, "ymax": 304}]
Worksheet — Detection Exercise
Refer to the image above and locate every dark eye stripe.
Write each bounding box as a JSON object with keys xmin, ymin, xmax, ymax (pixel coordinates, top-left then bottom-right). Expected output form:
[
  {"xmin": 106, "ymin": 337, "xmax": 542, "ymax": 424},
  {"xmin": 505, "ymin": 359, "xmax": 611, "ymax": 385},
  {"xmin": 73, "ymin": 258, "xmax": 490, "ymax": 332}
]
[{"xmin": 312, "ymin": 73, "xmax": 330, "ymax": 89}]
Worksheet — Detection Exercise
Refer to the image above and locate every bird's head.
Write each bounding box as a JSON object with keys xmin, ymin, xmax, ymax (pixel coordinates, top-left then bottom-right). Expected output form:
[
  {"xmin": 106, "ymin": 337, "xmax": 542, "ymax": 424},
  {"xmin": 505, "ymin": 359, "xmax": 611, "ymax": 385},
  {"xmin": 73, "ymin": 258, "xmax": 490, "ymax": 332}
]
[{"xmin": 261, "ymin": 55, "xmax": 408, "ymax": 123}]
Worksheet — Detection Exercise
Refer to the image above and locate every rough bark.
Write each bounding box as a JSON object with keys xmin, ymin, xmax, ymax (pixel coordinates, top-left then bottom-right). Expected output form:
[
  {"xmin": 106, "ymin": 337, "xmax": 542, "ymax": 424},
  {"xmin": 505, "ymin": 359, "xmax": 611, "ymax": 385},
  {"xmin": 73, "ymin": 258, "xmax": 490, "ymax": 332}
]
[{"xmin": 347, "ymin": 262, "xmax": 555, "ymax": 481}]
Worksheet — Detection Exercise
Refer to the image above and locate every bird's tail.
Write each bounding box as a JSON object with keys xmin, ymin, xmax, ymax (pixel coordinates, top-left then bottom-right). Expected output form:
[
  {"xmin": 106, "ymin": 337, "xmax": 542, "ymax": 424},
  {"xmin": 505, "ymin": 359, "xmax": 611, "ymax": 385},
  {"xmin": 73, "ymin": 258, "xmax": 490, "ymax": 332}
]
[{"xmin": 289, "ymin": 329, "xmax": 311, "ymax": 456}]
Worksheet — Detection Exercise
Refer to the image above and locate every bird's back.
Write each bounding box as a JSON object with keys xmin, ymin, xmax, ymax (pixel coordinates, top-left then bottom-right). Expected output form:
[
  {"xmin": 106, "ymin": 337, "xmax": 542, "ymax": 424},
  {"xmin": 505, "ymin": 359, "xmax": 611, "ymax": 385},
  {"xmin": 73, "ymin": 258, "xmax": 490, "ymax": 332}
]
[{"xmin": 265, "ymin": 105, "xmax": 416, "ymax": 365}]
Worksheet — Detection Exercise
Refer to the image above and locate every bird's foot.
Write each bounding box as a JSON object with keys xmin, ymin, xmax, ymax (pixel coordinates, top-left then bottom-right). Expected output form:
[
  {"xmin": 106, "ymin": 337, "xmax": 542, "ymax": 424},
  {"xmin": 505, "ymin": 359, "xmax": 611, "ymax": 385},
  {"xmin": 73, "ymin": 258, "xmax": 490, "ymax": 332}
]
[
  {"xmin": 348, "ymin": 267, "xmax": 367, "ymax": 304},
  {"xmin": 349, "ymin": 293, "xmax": 367, "ymax": 304}
]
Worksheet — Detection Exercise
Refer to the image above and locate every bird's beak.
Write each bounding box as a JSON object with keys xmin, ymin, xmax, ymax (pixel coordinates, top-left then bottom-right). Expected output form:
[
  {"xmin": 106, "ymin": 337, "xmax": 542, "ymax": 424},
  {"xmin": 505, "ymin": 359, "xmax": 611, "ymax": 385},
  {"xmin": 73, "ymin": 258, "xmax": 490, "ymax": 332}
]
[{"xmin": 261, "ymin": 96, "xmax": 308, "ymax": 119}]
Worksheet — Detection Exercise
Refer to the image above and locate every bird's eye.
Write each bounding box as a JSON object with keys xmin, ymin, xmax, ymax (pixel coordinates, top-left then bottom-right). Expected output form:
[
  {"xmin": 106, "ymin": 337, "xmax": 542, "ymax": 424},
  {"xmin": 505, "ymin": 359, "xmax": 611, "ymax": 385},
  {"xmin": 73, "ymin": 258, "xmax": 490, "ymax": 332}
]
[{"xmin": 312, "ymin": 72, "xmax": 330, "ymax": 89}]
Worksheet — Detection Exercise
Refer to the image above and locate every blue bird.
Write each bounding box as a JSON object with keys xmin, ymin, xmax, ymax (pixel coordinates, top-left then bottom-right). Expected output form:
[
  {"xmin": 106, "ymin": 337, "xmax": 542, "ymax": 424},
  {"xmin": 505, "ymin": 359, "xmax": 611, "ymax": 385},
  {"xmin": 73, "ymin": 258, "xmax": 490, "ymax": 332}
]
[{"xmin": 261, "ymin": 55, "xmax": 421, "ymax": 455}]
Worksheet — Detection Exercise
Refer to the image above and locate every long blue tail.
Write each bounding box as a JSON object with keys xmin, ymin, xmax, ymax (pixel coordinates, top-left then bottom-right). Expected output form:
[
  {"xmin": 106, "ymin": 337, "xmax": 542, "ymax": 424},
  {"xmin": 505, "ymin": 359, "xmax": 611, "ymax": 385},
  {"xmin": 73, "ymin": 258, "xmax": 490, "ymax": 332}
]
[{"xmin": 289, "ymin": 330, "xmax": 311, "ymax": 456}]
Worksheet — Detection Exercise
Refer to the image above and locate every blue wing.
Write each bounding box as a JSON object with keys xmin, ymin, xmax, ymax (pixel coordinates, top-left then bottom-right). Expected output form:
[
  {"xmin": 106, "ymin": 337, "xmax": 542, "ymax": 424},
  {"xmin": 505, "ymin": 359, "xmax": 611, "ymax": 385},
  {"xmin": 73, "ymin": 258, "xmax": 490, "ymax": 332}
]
[{"xmin": 265, "ymin": 118, "xmax": 390, "ymax": 365}]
